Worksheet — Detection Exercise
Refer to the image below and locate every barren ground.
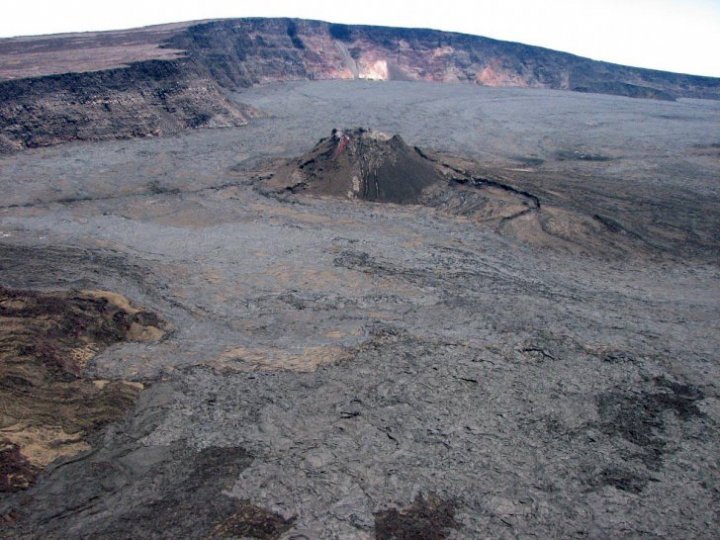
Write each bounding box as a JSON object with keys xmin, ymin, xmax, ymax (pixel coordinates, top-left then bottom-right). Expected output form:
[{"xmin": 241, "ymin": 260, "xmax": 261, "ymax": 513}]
[
  {"xmin": 0, "ymin": 81, "xmax": 719, "ymax": 538},
  {"xmin": 0, "ymin": 23, "xmax": 191, "ymax": 80}
]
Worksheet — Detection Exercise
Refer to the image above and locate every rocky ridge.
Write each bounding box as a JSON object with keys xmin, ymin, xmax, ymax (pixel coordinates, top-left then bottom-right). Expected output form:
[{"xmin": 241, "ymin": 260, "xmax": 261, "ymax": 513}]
[{"xmin": 0, "ymin": 60, "xmax": 262, "ymax": 152}]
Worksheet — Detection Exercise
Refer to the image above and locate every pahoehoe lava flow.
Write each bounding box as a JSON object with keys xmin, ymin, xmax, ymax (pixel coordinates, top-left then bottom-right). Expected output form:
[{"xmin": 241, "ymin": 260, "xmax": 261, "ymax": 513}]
[{"xmin": 1, "ymin": 15, "xmax": 719, "ymax": 540}]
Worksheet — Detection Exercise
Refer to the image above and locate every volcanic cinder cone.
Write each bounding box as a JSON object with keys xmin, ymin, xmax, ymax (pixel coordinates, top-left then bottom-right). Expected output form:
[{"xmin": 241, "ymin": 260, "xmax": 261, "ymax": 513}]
[
  {"xmin": 268, "ymin": 128, "xmax": 445, "ymax": 204},
  {"xmin": 264, "ymin": 128, "xmax": 639, "ymax": 256}
]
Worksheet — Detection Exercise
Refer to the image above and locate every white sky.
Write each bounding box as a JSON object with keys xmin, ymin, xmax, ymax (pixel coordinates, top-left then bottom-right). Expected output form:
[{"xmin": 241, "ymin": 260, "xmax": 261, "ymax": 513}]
[{"xmin": 2, "ymin": 0, "xmax": 719, "ymax": 76}]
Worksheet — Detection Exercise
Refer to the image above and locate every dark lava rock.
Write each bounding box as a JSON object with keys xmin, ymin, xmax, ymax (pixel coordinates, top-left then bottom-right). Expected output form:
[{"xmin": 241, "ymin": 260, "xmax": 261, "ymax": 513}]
[
  {"xmin": 588, "ymin": 466, "xmax": 651, "ymax": 494},
  {"xmin": 572, "ymin": 81, "xmax": 676, "ymax": 101},
  {"xmin": 374, "ymin": 494, "xmax": 459, "ymax": 540},
  {"xmin": 0, "ymin": 61, "xmax": 261, "ymax": 153},
  {"xmin": 268, "ymin": 127, "xmax": 445, "ymax": 204},
  {"xmin": 209, "ymin": 500, "xmax": 296, "ymax": 539},
  {"xmin": 264, "ymin": 128, "xmax": 651, "ymax": 257},
  {"xmin": 0, "ymin": 443, "xmax": 38, "ymax": 493},
  {"xmin": 1, "ymin": 441, "xmax": 261, "ymax": 539}
]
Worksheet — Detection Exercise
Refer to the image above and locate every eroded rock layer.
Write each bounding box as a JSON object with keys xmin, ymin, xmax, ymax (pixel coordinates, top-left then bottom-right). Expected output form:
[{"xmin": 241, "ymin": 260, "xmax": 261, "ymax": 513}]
[
  {"xmin": 170, "ymin": 19, "xmax": 720, "ymax": 100},
  {"xmin": 0, "ymin": 61, "xmax": 262, "ymax": 152},
  {"xmin": 0, "ymin": 286, "xmax": 169, "ymax": 492}
]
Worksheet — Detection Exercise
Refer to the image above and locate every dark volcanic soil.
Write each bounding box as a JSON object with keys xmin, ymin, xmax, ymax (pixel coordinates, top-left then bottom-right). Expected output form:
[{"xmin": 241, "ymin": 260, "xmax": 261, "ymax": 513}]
[
  {"xmin": 0, "ymin": 81, "xmax": 718, "ymax": 538},
  {"xmin": 374, "ymin": 494, "xmax": 459, "ymax": 539}
]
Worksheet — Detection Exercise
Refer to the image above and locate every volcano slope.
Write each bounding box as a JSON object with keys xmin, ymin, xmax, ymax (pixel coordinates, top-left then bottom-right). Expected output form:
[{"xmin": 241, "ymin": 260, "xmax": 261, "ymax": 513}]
[
  {"xmin": 0, "ymin": 81, "xmax": 719, "ymax": 538},
  {"xmin": 265, "ymin": 127, "xmax": 649, "ymax": 257},
  {"xmin": 266, "ymin": 128, "xmax": 445, "ymax": 203}
]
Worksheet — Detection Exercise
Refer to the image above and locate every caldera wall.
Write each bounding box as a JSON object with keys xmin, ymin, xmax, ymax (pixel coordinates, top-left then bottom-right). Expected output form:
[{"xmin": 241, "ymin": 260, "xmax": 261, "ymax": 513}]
[{"xmin": 2, "ymin": 17, "xmax": 719, "ymax": 153}]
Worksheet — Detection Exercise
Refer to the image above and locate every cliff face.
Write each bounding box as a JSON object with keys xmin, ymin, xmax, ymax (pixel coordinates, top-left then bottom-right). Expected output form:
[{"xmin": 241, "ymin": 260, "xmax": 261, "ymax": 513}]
[
  {"xmin": 170, "ymin": 19, "xmax": 720, "ymax": 99},
  {"xmin": 1, "ymin": 17, "xmax": 719, "ymax": 153},
  {"xmin": 0, "ymin": 60, "xmax": 260, "ymax": 152}
]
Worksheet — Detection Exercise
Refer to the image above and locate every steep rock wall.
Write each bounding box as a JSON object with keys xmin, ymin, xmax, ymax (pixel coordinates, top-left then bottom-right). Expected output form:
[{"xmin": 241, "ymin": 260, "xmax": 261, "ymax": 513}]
[
  {"xmin": 1, "ymin": 18, "xmax": 719, "ymax": 153},
  {"xmin": 0, "ymin": 59, "xmax": 260, "ymax": 152},
  {"xmin": 169, "ymin": 19, "xmax": 720, "ymax": 99}
]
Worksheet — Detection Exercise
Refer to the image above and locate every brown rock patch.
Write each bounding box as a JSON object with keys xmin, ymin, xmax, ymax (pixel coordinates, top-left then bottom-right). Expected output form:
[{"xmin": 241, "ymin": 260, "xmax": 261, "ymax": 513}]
[
  {"xmin": 208, "ymin": 345, "xmax": 351, "ymax": 373},
  {"xmin": 208, "ymin": 501, "xmax": 295, "ymax": 539},
  {"xmin": 265, "ymin": 128, "xmax": 445, "ymax": 204},
  {"xmin": 0, "ymin": 285, "xmax": 169, "ymax": 491}
]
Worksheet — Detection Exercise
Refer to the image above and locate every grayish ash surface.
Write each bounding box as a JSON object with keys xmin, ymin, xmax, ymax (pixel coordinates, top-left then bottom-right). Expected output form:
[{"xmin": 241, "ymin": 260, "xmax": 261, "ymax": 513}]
[{"xmin": 0, "ymin": 81, "xmax": 719, "ymax": 538}]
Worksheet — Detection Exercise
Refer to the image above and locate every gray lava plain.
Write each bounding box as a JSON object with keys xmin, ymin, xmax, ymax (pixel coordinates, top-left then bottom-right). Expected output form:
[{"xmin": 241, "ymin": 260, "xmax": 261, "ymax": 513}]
[{"xmin": 1, "ymin": 80, "xmax": 719, "ymax": 538}]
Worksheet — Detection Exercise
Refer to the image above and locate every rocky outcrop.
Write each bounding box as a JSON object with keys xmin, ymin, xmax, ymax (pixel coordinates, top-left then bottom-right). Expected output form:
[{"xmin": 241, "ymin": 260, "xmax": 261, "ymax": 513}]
[
  {"xmin": 0, "ymin": 60, "xmax": 261, "ymax": 152},
  {"xmin": 265, "ymin": 128, "xmax": 542, "ymax": 219},
  {"xmin": 265, "ymin": 128, "xmax": 657, "ymax": 256},
  {"xmin": 374, "ymin": 494, "xmax": 459, "ymax": 540},
  {"xmin": 571, "ymin": 81, "xmax": 675, "ymax": 101},
  {"xmin": 0, "ymin": 286, "xmax": 170, "ymax": 492}
]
